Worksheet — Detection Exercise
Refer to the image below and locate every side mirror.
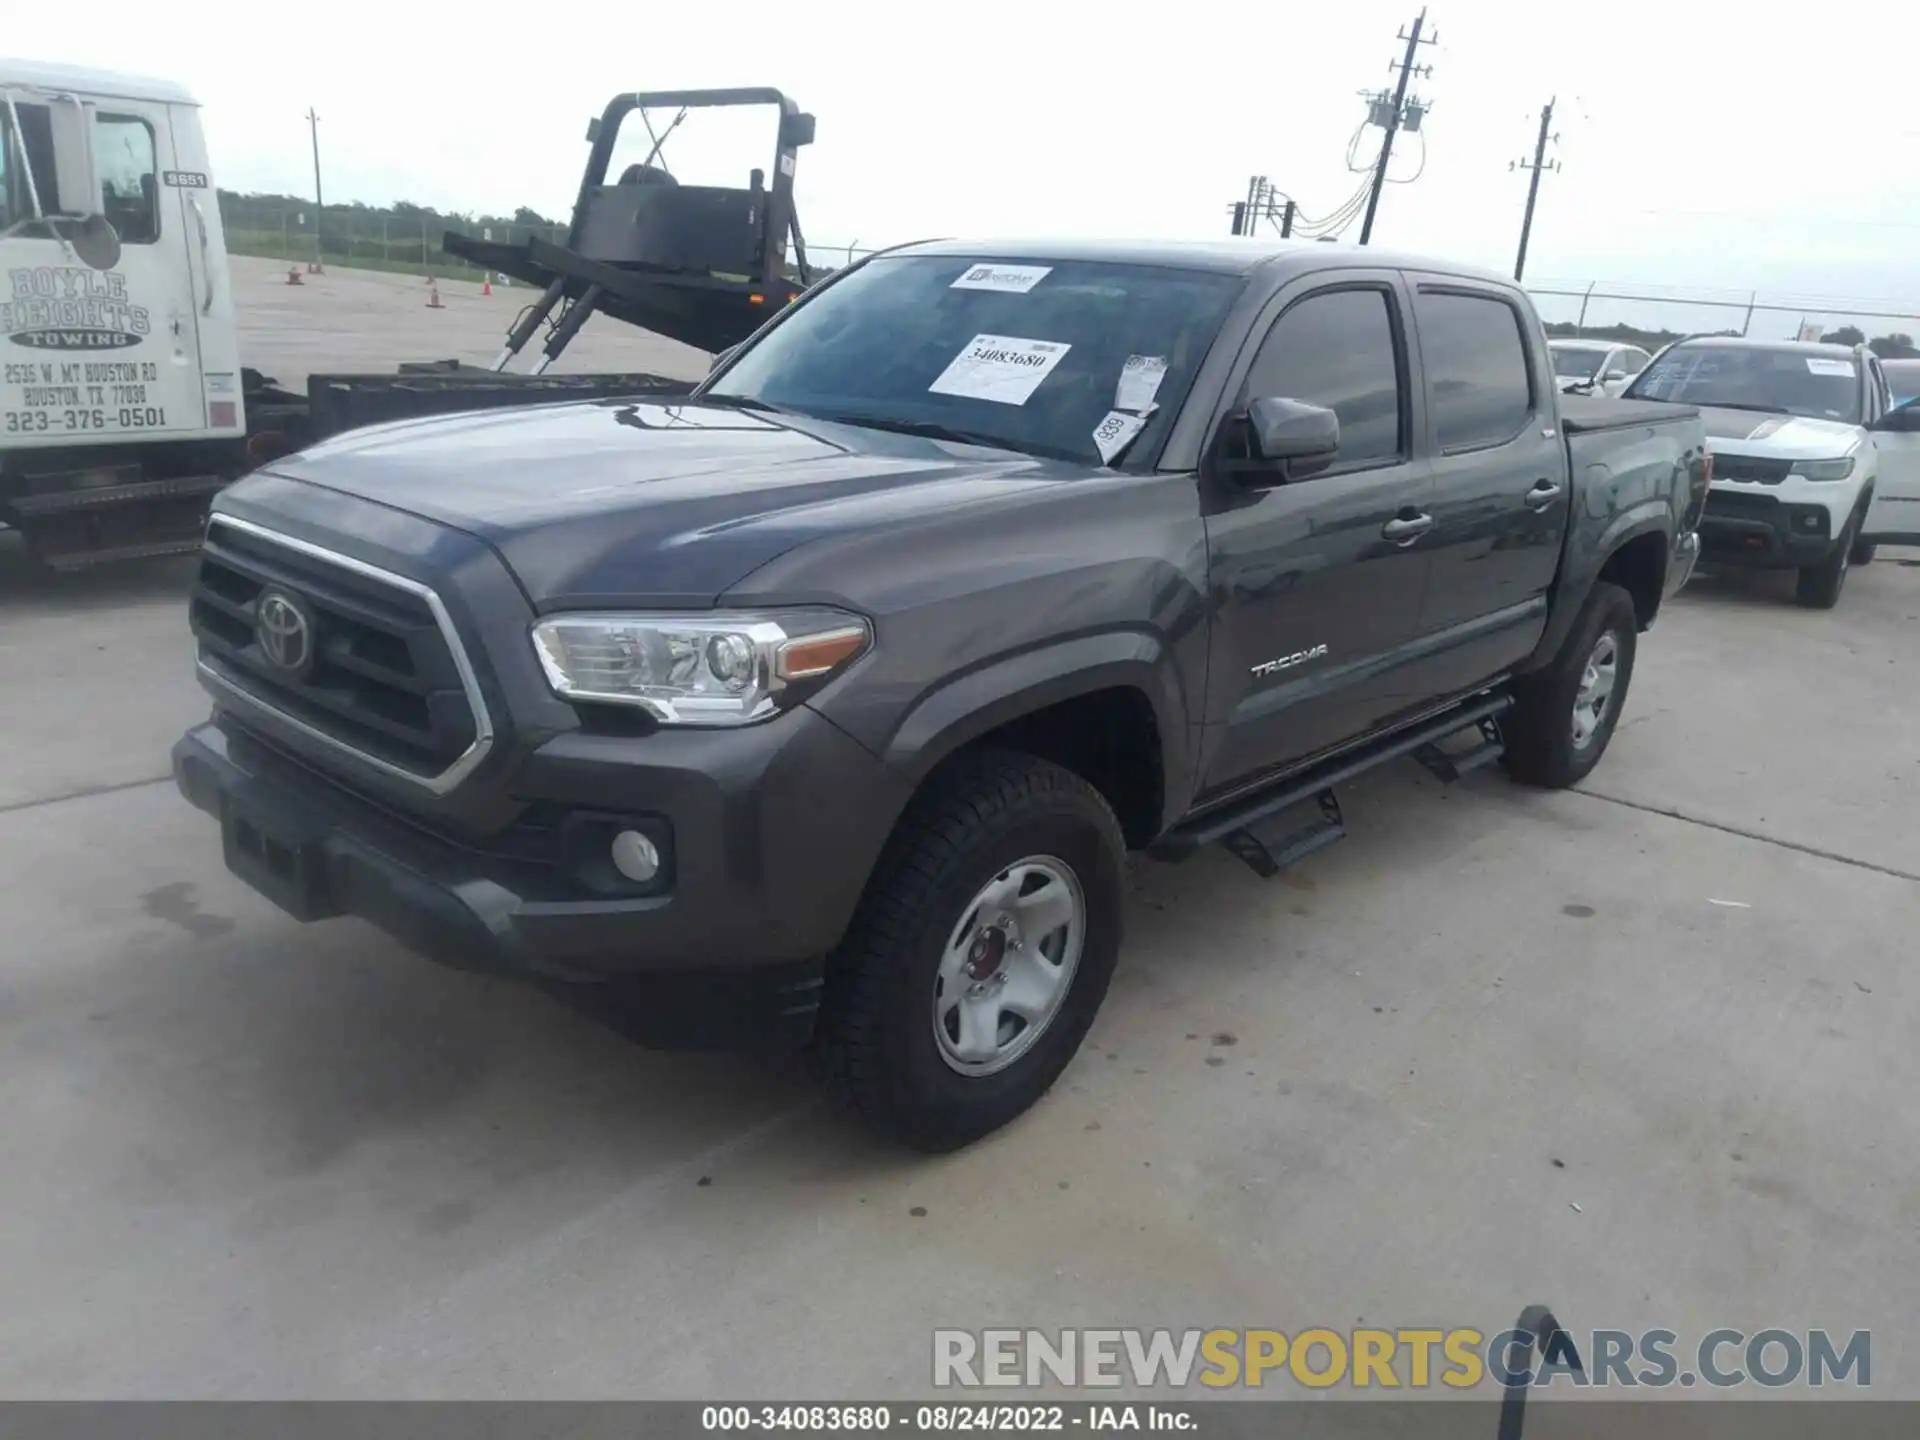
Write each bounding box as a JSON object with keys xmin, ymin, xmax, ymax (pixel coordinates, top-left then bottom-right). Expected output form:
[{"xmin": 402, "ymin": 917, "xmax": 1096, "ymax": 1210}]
[
  {"xmin": 1872, "ymin": 400, "xmax": 1920, "ymax": 433},
  {"xmin": 58, "ymin": 212, "xmax": 122, "ymax": 271},
  {"xmin": 1604, "ymin": 369, "xmax": 1627, "ymax": 383},
  {"xmin": 1246, "ymin": 396, "xmax": 1340, "ymax": 479},
  {"xmin": 46, "ymin": 94, "xmax": 100, "ymax": 218}
]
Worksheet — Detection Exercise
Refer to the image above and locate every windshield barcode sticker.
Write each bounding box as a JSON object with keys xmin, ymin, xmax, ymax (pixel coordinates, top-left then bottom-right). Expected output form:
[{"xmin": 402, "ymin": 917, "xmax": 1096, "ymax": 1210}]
[
  {"xmin": 950, "ymin": 264, "xmax": 1052, "ymax": 294},
  {"xmin": 1806, "ymin": 358, "xmax": 1854, "ymax": 376},
  {"xmin": 1092, "ymin": 410, "xmax": 1146, "ymax": 464},
  {"xmin": 929, "ymin": 334, "xmax": 1071, "ymax": 406},
  {"xmin": 1116, "ymin": 355, "xmax": 1167, "ymax": 413}
]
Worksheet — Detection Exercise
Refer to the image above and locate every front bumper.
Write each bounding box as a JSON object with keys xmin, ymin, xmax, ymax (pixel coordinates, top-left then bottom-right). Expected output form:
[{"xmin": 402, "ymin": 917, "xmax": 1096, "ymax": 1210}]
[
  {"xmin": 1698, "ymin": 489, "xmax": 1842, "ymax": 568},
  {"xmin": 173, "ymin": 708, "xmax": 911, "ymax": 1050}
]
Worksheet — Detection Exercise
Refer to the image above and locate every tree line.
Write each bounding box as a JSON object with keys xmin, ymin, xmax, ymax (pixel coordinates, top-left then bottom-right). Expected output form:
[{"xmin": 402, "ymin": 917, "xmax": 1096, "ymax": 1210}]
[{"xmin": 1544, "ymin": 319, "xmax": 1918, "ymax": 358}]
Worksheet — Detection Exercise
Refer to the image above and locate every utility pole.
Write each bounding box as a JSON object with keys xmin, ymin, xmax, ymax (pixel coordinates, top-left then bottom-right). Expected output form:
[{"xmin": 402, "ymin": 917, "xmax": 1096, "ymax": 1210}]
[
  {"xmin": 1358, "ymin": 9, "xmax": 1436, "ymax": 246},
  {"xmin": 1511, "ymin": 99, "xmax": 1560, "ymax": 282},
  {"xmin": 306, "ymin": 107, "xmax": 325, "ymax": 273}
]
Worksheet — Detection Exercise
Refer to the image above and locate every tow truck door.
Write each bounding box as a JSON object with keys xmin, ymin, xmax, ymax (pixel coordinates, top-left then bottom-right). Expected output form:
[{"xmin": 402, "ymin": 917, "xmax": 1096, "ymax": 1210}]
[{"xmin": 0, "ymin": 91, "xmax": 207, "ymax": 443}]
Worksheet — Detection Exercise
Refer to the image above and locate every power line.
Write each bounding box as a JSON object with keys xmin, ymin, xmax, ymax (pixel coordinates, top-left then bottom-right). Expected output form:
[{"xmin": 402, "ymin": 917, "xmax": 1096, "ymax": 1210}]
[
  {"xmin": 1357, "ymin": 8, "xmax": 1437, "ymax": 245},
  {"xmin": 1511, "ymin": 99, "xmax": 1560, "ymax": 282}
]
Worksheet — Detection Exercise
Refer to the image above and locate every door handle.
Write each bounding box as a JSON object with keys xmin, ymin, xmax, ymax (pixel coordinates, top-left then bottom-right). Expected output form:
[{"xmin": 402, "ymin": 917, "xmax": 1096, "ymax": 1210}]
[
  {"xmin": 1525, "ymin": 480, "xmax": 1563, "ymax": 510},
  {"xmin": 1382, "ymin": 512, "xmax": 1434, "ymax": 546}
]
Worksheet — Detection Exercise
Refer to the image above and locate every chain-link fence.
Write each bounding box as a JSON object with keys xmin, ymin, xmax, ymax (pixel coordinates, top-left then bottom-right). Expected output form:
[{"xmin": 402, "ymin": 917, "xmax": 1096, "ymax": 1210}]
[
  {"xmin": 216, "ymin": 195, "xmax": 568, "ymax": 280},
  {"xmin": 212, "ymin": 200, "xmax": 1917, "ymax": 347}
]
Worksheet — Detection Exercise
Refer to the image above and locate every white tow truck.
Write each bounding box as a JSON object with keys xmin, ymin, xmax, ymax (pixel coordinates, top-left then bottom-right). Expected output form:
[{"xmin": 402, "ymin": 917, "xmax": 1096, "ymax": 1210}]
[
  {"xmin": 0, "ymin": 59, "xmax": 317, "ymax": 567},
  {"xmin": 3, "ymin": 59, "xmax": 822, "ymax": 570}
]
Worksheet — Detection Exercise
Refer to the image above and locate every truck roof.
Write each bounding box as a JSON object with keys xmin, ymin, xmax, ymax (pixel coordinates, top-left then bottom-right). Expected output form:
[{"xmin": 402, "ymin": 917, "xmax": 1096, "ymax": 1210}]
[
  {"xmin": 0, "ymin": 57, "xmax": 198, "ymax": 106},
  {"xmin": 889, "ymin": 236, "xmax": 1520, "ymax": 287}
]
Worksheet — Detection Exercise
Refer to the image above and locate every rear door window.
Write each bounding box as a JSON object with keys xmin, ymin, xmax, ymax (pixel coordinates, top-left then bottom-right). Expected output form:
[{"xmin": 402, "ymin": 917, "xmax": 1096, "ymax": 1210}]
[{"xmin": 1414, "ymin": 290, "xmax": 1536, "ymax": 451}]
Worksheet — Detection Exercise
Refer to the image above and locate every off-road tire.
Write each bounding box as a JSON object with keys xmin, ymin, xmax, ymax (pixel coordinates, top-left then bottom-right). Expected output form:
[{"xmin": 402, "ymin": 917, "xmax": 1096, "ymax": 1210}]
[
  {"xmin": 1501, "ymin": 581, "xmax": 1639, "ymax": 790},
  {"xmin": 1796, "ymin": 522, "xmax": 1856, "ymax": 609},
  {"xmin": 814, "ymin": 748, "xmax": 1125, "ymax": 1152}
]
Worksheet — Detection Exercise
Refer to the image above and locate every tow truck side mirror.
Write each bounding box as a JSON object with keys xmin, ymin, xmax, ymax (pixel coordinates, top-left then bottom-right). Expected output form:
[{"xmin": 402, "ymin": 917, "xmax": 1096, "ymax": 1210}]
[
  {"xmin": 45, "ymin": 93, "xmax": 101, "ymax": 218},
  {"xmin": 1245, "ymin": 396, "xmax": 1340, "ymax": 481}
]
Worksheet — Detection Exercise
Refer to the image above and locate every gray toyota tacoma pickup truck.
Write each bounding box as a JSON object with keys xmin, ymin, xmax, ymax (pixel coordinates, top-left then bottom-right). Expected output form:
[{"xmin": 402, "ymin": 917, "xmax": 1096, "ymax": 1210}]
[{"xmin": 173, "ymin": 238, "xmax": 1707, "ymax": 1151}]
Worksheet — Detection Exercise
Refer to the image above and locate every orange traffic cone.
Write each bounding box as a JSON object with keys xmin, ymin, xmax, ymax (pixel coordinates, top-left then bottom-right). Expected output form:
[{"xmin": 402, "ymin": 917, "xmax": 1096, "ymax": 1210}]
[
  {"xmin": 426, "ymin": 281, "xmax": 444, "ymax": 309},
  {"xmin": 481, "ymin": 274, "xmax": 493, "ymax": 297}
]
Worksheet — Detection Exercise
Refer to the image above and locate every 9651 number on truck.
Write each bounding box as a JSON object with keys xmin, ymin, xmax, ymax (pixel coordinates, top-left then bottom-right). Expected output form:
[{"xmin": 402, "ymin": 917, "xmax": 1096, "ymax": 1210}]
[{"xmin": 172, "ymin": 237, "xmax": 1707, "ymax": 1152}]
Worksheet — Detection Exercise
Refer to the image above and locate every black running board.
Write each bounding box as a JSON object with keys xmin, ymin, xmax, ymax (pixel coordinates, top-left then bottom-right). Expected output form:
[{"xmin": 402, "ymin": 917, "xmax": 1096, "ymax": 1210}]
[{"xmin": 1151, "ymin": 692, "xmax": 1512, "ymax": 873}]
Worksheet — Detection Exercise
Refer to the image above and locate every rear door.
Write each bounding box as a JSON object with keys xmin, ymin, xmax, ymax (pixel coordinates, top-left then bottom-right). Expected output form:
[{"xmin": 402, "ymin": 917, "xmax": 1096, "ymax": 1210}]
[
  {"xmin": 1401, "ymin": 278, "xmax": 1567, "ymax": 697},
  {"xmin": 1196, "ymin": 270, "xmax": 1435, "ymax": 795}
]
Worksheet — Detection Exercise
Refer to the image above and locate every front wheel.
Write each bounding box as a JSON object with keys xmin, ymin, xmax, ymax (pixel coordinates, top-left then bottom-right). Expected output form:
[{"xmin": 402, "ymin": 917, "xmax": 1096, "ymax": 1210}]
[
  {"xmin": 1850, "ymin": 538, "xmax": 1878, "ymax": 566},
  {"xmin": 1796, "ymin": 523, "xmax": 1856, "ymax": 609},
  {"xmin": 815, "ymin": 749, "xmax": 1125, "ymax": 1152},
  {"xmin": 1502, "ymin": 581, "xmax": 1639, "ymax": 789}
]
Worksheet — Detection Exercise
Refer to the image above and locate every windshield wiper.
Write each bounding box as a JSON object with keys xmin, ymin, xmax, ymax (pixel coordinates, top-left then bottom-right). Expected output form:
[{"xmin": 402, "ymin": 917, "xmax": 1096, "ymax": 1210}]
[
  {"xmin": 1690, "ymin": 400, "xmax": 1790, "ymax": 415},
  {"xmin": 807, "ymin": 412, "xmax": 1054, "ymax": 458},
  {"xmin": 699, "ymin": 393, "xmax": 788, "ymax": 415}
]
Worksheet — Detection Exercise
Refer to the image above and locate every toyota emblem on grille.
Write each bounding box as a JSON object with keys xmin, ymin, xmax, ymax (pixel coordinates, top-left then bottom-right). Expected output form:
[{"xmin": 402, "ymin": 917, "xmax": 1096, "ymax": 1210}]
[{"xmin": 254, "ymin": 588, "xmax": 315, "ymax": 675}]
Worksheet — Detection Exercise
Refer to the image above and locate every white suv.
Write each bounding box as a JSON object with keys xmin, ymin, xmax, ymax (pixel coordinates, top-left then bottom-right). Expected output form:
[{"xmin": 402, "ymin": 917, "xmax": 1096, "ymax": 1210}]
[
  {"xmin": 1622, "ymin": 338, "xmax": 1920, "ymax": 607},
  {"xmin": 1549, "ymin": 339, "xmax": 1651, "ymax": 397}
]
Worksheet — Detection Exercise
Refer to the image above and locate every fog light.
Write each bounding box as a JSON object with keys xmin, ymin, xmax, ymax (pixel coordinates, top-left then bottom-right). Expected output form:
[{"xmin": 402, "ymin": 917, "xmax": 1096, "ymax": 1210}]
[
  {"xmin": 1798, "ymin": 513, "xmax": 1823, "ymax": 532},
  {"xmin": 610, "ymin": 829, "xmax": 661, "ymax": 883}
]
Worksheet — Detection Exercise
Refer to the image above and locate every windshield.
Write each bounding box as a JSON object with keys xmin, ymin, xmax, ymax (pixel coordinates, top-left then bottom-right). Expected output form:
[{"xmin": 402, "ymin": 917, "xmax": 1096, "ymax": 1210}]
[
  {"xmin": 1625, "ymin": 344, "xmax": 1861, "ymax": 423},
  {"xmin": 1550, "ymin": 345, "xmax": 1610, "ymax": 380},
  {"xmin": 702, "ymin": 255, "xmax": 1243, "ymax": 467}
]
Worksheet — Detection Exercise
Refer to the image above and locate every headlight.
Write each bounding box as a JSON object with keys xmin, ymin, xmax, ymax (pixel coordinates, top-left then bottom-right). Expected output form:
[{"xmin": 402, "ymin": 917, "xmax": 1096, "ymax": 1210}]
[
  {"xmin": 1791, "ymin": 456, "xmax": 1855, "ymax": 482},
  {"xmin": 531, "ymin": 608, "xmax": 871, "ymax": 726}
]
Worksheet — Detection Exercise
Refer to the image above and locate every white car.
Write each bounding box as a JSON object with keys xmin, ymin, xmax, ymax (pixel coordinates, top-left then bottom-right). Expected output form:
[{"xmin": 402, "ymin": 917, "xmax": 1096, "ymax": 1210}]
[
  {"xmin": 1549, "ymin": 339, "xmax": 1652, "ymax": 397},
  {"xmin": 1623, "ymin": 338, "xmax": 1920, "ymax": 607}
]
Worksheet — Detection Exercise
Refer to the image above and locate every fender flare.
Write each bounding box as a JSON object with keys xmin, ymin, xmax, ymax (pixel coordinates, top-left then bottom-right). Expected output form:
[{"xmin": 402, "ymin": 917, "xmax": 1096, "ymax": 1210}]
[
  {"xmin": 1523, "ymin": 503, "xmax": 1672, "ymax": 671},
  {"xmin": 881, "ymin": 629, "xmax": 1194, "ymax": 833}
]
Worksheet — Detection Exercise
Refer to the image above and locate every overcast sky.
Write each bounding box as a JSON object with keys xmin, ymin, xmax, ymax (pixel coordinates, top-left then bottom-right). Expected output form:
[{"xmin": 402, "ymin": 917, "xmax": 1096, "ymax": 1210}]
[{"xmin": 19, "ymin": 0, "xmax": 1920, "ymax": 338}]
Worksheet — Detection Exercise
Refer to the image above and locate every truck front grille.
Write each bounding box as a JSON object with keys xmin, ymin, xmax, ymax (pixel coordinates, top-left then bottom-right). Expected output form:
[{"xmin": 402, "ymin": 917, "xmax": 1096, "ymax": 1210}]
[{"xmin": 189, "ymin": 516, "xmax": 493, "ymax": 792}]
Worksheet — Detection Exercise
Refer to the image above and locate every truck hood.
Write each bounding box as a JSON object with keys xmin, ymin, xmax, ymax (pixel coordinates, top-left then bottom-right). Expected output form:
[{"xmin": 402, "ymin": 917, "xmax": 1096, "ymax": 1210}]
[
  {"xmin": 1698, "ymin": 407, "xmax": 1862, "ymax": 460},
  {"xmin": 266, "ymin": 398, "xmax": 1102, "ymax": 607}
]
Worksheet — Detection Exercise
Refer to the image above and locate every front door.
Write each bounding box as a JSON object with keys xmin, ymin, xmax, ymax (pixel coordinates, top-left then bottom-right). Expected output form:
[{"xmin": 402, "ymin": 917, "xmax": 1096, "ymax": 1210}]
[
  {"xmin": 0, "ymin": 91, "xmax": 207, "ymax": 446},
  {"xmin": 1400, "ymin": 278, "xmax": 1567, "ymax": 698},
  {"xmin": 1865, "ymin": 397, "xmax": 1920, "ymax": 545},
  {"xmin": 1196, "ymin": 274, "xmax": 1434, "ymax": 797}
]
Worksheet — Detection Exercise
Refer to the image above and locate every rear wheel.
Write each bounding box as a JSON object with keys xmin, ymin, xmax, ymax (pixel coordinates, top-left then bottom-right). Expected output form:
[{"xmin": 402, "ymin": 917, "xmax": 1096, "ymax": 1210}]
[
  {"xmin": 815, "ymin": 748, "xmax": 1125, "ymax": 1152},
  {"xmin": 1502, "ymin": 581, "xmax": 1639, "ymax": 789},
  {"xmin": 1849, "ymin": 538, "xmax": 1878, "ymax": 566}
]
